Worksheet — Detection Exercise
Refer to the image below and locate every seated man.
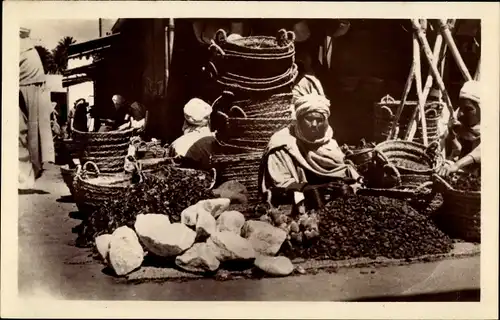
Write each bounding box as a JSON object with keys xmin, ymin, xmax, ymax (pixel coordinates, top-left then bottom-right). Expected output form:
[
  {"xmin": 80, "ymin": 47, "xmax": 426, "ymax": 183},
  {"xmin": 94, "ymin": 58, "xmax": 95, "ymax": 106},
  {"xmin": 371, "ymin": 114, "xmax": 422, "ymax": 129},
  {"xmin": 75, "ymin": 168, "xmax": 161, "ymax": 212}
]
[
  {"xmin": 168, "ymin": 98, "xmax": 216, "ymax": 171},
  {"xmin": 108, "ymin": 94, "xmax": 147, "ymax": 132},
  {"xmin": 259, "ymin": 89, "xmax": 360, "ymax": 208},
  {"xmin": 438, "ymin": 80, "xmax": 481, "ymax": 177}
]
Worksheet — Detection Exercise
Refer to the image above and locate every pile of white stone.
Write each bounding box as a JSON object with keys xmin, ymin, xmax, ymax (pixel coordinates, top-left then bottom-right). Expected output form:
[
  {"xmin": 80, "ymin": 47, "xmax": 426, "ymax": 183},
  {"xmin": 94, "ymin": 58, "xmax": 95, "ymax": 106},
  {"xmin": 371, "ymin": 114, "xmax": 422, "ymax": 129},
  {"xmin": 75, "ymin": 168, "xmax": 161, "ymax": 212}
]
[{"xmin": 95, "ymin": 198, "xmax": 295, "ymax": 278}]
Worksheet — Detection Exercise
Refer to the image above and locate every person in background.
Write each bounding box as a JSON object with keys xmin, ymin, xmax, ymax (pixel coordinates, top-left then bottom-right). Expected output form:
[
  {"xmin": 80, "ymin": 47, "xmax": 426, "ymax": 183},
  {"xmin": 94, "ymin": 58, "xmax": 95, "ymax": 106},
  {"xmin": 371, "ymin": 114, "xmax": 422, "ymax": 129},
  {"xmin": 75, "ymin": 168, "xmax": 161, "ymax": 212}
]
[
  {"xmin": 19, "ymin": 34, "xmax": 55, "ymax": 189},
  {"xmin": 111, "ymin": 94, "xmax": 147, "ymax": 132},
  {"xmin": 260, "ymin": 75, "xmax": 361, "ymax": 208},
  {"xmin": 68, "ymin": 98, "xmax": 91, "ymax": 133},
  {"xmin": 438, "ymin": 80, "xmax": 481, "ymax": 177},
  {"xmin": 168, "ymin": 98, "xmax": 216, "ymax": 171}
]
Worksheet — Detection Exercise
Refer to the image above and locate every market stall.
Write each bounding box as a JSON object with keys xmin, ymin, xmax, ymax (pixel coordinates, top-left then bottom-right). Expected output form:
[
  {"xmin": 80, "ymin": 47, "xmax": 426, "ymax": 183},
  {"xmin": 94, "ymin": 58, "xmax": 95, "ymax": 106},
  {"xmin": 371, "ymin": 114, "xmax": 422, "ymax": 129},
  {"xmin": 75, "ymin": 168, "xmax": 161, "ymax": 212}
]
[{"xmin": 59, "ymin": 19, "xmax": 480, "ymax": 281}]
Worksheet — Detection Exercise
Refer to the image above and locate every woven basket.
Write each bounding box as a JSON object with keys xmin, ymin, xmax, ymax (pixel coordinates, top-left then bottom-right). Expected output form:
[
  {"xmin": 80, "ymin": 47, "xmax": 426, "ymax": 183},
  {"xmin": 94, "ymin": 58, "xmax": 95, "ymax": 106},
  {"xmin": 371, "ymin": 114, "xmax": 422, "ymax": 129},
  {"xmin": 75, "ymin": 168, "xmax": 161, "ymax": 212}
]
[
  {"xmin": 72, "ymin": 126, "xmax": 135, "ymax": 145},
  {"xmin": 215, "ymin": 110, "xmax": 292, "ymax": 141},
  {"xmin": 374, "ymin": 140, "xmax": 443, "ymax": 188},
  {"xmin": 73, "ymin": 162, "xmax": 137, "ymax": 213},
  {"xmin": 211, "ymin": 151, "xmax": 264, "ymax": 203},
  {"xmin": 373, "ymin": 95, "xmax": 418, "ymax": 142},
  {"xmin": 80, "ymin": 155, "xmax": 126, "ymax": 173},
  {"xmin": 433, "ymin": 174, "xmax": 481, "ymax": 242},
  {"xmin": 60, "ymin": 165, "xmax": 78, "ymax": 196},
  {"xmin": 414, "ymin": 103, "xmax": 445, "ymax": 145},
  {"xmin": 209, "ymin": 29, "xmax": 295, "ymax": 80},
  {"xmin": 215, "ymin": 64, "xmax": 298, "ymax": 95},
  {"xmin": 81, "ymin": 142, "xmax": 130, "ymax": 158},
  {"xmin": 135, "ymin": 141, "xmax": 168, "ymax": 160},
  {"xmin": 228, "ymin": 93, "xmax": 294, "ymax": 118}
]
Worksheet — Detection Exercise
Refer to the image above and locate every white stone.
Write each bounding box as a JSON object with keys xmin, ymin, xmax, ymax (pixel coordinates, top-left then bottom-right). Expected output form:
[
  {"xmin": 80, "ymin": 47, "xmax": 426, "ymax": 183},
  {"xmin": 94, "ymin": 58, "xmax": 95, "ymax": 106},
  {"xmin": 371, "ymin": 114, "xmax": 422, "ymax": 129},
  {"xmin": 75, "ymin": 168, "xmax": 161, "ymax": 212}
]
[
  {"xmin": 95, "ymin": 234, "xmax": 112, "ymax": 261},
  {"xmin": 137, "ymin": 222, "xmax": 196, "ymax": 257},
  {"xmin": 108, "ymin": 226, "xmax": 144, "ymax": 276},
  {"xmin": 254, "ymin": 256, "xmax": 294, "ymax": 276},
  {"xmin": 217, "ymin": 210, "xmax": 246, "ymax": 234},
  {"xmin": 175, "ymin": 243, "xmax": 220, "ymax": 273},
  {"xmin": 196, "ymin": 210, "xmax": 217, "ymax": 241},
  {"xmin": 198, "ymin": 198, "xmax": 231, "ymax": 219},
  {"xmin": 207, "ymin": 231, "xmax": 256, "ymax": 261},
  {"xmin": 134, "ymin": 214, "xmax": 171, "ymax": 245},
  {"xmin": 242, "ymin": 220, "xmax": 287, "ymax": 256}
]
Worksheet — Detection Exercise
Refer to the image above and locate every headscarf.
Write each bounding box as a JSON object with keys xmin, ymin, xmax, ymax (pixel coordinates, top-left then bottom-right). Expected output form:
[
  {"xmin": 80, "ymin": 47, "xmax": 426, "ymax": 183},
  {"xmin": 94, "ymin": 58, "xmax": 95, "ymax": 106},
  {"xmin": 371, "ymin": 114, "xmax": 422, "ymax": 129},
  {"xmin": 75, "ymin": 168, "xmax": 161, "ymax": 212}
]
[
  {"xmin": 459, "ymin": 80, "xmax": 480, "ymax": 105},
  {"xmin": 293, "ymin": 93, "xmax": 333, "ymax": 146},
  {"xmin": 182, "ymin": 98, "xmax": 213, "ymax": 134},
  {"xmin": 292, "ymin": 74, "xmax": 325, "ymax": 101}
]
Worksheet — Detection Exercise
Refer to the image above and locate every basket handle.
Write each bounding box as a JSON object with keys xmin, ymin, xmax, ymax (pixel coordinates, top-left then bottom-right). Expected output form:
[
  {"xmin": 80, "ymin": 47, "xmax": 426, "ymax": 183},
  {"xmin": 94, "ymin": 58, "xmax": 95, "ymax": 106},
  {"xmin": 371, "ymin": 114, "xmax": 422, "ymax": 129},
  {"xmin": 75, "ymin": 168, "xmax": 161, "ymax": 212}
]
[
  {"xmin": 432, "ymin": 173, "xmax": 452, "ymax": 192},
  {"xmin": 207, "ymin": 168, "xmax": 217, "ymax": 191},
  {"xmin": 378, "ymin": 105, "xmax": 395, "ymax": 120},
  {"xmin": 208, "ymin": 42, "xmax": 225, "ymax": 56},
  {"xmin": 214, "ymin": 29, "xmax": 228, "ymax": 44},
  {"xmin": 414, "ymin": 181, "xmax": 434, "ymax": 192},
  {"xmin": 81, "ymin": 161, "xmax": 100, "ymax": 178},
  {"xmin": 203, "ymin": 61, "xmax": 219, "ymax": 80},
  {"xmin": 380, "ymin": 94, "xmax": 396, "ymax": 104},
  {"xmin": 229, "ymin": 106, "xmax": 247, "ymax": 118},
  {"xmin": 374, "ymin": 149, "xmax": 391, "ymax": 165},
  {"xmin": 383, "ymin": 163, "xmax": 402, "ymax": 187}
]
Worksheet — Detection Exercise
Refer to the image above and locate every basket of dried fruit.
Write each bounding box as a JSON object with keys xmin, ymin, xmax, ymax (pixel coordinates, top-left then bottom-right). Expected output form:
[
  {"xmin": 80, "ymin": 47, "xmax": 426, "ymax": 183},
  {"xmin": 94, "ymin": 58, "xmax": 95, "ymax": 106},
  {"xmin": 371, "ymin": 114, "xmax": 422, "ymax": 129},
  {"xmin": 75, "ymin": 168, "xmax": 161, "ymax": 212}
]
[
  {"xmin": 373, "ymin": 140, "xmax": 443, "ymax": 188},
  {"xmin": 433, "ymin": 172, "xmax": 481, "ymax": 243}
]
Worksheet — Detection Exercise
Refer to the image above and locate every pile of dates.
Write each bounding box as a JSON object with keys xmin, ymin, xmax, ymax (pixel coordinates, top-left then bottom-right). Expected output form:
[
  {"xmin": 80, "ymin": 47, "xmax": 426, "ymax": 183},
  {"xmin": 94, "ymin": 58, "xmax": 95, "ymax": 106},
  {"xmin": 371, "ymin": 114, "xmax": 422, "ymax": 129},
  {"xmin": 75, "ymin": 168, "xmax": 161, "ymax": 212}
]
[
  {"xmin": 447, "ymin": 172, "xmax": 481, "ymax": 192},
  {"xmin": 280, "ymin": 195, "xmax": 453, "ymax": 261}
]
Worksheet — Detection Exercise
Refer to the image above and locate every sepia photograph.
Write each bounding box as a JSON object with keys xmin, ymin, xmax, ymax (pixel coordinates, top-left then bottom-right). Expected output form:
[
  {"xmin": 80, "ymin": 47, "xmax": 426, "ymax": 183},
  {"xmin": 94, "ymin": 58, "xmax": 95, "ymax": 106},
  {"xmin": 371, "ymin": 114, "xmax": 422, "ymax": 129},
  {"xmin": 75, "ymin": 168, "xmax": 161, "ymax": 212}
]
[{"xmin": 2, "ymin": 1, "xmax": 499, "ymax": 319}]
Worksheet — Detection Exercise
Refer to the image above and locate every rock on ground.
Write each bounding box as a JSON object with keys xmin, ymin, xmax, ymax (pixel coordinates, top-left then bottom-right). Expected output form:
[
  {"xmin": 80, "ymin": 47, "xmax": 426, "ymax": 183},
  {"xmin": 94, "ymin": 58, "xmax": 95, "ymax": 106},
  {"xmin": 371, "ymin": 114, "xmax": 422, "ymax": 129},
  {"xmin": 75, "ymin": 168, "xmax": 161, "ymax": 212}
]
[
  {"xmin": 196, "ymin": 210, "xmax": 217, "ymax": 241},
  {"xmin": 254, "ymin": 256, "xmax": 294, "ymax": 276},
  {"xmin": 108, "ymin": 226, "xmax": 144, "ymax": 276},
  {"xmin": 207, "ymin": 231, "xmax": 256, "ymax": 262},
  {"xmin": 175, "ymin": 243, "xmax": 220, "ymax": 273},
  {"xmin": 135, "ymin": 213, "xmax": 171, "ymax": 233},
  {"xmin": 242, "ymin": 220, "xmax": 287, "ymax": 256},
  {"xmin": 95, "ymin": 234, "xmax": 113, "ymax": 261},
  {"xmin": 137, "ymin": 222, "xmax": 196, "ymax": 257},
  {"xmin": 180, "ymin": 198, "xmax": 230, "ymax": 227},
  {"xmin": 217, "ymin": 210, "xmax": 246, "ymax": 234},
  {"xmin": 212, "ymin": 181, "xmax": 248, "ymax": 204}
]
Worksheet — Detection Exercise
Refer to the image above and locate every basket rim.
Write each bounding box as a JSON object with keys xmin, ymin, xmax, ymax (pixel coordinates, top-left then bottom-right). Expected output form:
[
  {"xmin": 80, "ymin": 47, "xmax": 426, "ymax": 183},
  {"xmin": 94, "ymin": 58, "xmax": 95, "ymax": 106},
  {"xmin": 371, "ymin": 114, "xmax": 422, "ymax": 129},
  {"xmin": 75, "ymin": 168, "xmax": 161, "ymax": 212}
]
[{"xmin": 433, "ymin": 173, "xmax": 481, "ymax": 196}]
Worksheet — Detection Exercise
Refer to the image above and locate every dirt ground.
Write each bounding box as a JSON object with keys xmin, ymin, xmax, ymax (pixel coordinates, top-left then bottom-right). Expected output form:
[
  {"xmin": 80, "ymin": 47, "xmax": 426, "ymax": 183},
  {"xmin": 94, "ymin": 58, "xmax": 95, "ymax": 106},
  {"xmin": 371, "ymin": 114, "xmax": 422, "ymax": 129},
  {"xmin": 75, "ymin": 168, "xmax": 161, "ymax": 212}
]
[{"xmin": 17, "ymin": 163, "xmax": 480, "ymax": 301}]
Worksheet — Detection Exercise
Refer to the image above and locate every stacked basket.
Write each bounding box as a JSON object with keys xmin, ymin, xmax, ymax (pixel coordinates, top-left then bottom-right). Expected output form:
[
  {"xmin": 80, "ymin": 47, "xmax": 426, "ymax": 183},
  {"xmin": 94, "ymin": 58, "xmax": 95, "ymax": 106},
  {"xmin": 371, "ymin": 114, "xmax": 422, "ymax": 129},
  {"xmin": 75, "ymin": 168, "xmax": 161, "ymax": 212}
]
[
  {"xmin": 208, "ymin": 29, "xmax": 298, "ymax": 203},
  {"xmin": 72, "ymin": 125, "xmax": 135, "ymax": 173},
  {"xmin": 414, "ymin": 102, "xmax": 445, "ymax": 146},
  {"xmin": 373, "ymin": 95, "xmax": 418, "ymax": 143}
]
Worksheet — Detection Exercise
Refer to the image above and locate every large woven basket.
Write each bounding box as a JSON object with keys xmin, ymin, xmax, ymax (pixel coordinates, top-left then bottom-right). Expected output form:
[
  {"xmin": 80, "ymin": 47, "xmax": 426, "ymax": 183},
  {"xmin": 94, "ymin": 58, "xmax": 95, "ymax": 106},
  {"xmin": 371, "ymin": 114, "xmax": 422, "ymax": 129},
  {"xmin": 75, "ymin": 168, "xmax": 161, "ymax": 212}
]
[
  {"xmin": 72, "ymin": 126, "xmax": 135, "ymax": 145},
  {"xmin": 73, "ymin": 162, "xmax": 137, "ymax": 213},
  {"xmin": 209, "ymin": 29, "xmax": 296, "ymax": 80},
  {"xmin": 60, "ymin": 165, "xmax": 78, "ymax": 196},
  {"xmin": 228, "ymin": 93, "xmax": 294, "ymax": 118},
  {"xmin": 433, "ymin": 173, "xmax": 481, "ymax": 243},
  {"xmin": 373, "ymin": 140, "xmax": 443, "ymax": 188},
  {"xmin": 211, "ymin": 151, "xmax": 264, "ymax": 203},
  {"xmin": 81, "ymin": 142, "xmax": 130, "ymax": 158},
  {"xmin": 214, "ymin": 110, "xmax": 292, "ymax": 142},
  {"xmin": 373, "ymin": 95, "xmax": 417, "ymax": 142},
  {"xmin": 80, "ymin": 155, "xmax": 126, "ymax": 173}
]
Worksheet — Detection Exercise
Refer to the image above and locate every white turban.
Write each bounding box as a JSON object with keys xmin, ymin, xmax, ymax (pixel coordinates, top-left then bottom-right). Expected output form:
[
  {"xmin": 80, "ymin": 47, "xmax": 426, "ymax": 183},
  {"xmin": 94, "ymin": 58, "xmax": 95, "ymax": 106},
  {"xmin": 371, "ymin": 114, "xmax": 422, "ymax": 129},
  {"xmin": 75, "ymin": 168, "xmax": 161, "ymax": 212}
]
[
  {"xmin": 294, "ymin": 93, "xmax": 331, "ymax": 120},
  {"xmin": 459, "ymin": 80, "xmax": 480, "ymax": 105},
  {"xmin": 184, "ymin": 98, "xmax": 212, "ymax": 126}
]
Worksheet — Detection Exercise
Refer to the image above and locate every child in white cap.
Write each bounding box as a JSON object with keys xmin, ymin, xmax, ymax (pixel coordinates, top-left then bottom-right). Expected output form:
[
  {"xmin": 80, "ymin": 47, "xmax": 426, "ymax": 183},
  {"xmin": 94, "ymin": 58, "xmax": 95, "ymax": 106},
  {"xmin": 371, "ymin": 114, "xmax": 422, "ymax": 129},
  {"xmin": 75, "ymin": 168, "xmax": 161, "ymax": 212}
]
[{"xmin": 438, "ymin": 80, "xmax": 481, "ymax": 177}]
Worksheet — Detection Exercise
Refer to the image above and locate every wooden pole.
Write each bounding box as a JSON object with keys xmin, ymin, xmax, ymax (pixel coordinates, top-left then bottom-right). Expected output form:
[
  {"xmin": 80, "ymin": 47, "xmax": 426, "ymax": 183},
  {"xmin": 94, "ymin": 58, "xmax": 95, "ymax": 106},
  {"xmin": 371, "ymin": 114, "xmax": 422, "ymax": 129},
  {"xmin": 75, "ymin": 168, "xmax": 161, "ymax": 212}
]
[
  {"xmin": 410, "ymin": 21, "xmax": 428, "ymax": 145},
  {"xmin": 405, "ymin": 21, "xmax": 444, "ymax": 141},
  {"xmin": 388, "ymin": 63, "xmax": 414, "ymax": 140},
  {"xmin": 438, "ymin": 19, "xmax": 473, "ymax": 81},
  {"xmin": 411, "ymin": 19, "xmax": 455, "ymax": 123}
]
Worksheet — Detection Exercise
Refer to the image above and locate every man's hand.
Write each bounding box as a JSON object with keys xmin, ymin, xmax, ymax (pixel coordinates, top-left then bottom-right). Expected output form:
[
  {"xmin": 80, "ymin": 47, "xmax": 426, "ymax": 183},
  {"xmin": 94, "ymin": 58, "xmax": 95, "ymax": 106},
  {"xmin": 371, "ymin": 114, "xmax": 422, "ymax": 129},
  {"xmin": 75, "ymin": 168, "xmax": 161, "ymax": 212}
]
[{"xmin": 438, "ymin": 162, "xmax": 459, "ymax": 177}]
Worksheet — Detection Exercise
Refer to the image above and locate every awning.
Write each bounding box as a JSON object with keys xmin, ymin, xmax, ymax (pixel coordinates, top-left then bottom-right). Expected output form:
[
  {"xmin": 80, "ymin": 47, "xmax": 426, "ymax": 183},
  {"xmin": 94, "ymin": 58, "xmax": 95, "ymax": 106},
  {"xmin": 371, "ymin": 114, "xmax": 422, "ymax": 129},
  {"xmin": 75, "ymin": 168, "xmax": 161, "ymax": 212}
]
[
  {"xmin": 62, "ymin": 75, "xmax": 93, "ymax": 88},
  {"xmin": 63, "ymin": 62, "xmax": 101, "ymax": 77},
  {"xmin": 67, "ymin": 33, "xmax": 121, "ymax": 59}
]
